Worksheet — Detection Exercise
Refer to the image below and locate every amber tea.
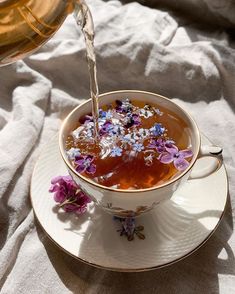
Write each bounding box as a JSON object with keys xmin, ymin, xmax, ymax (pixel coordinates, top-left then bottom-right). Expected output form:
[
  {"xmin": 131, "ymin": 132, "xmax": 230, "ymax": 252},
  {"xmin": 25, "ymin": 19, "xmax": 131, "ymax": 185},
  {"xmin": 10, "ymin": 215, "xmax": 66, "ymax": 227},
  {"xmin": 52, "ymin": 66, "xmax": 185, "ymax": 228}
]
[{"xmin": 65, "ymin": 99, "xmax": 193, "ymax": 190}]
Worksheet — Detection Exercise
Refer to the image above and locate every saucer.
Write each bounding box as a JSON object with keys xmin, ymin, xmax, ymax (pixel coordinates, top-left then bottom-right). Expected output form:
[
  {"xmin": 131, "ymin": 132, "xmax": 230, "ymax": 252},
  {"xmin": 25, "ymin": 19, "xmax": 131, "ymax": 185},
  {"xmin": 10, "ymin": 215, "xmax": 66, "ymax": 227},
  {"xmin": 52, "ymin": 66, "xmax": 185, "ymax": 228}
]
[{"xmin": 30, "ymin": 134, "xmax": 228, "ymax": 272}]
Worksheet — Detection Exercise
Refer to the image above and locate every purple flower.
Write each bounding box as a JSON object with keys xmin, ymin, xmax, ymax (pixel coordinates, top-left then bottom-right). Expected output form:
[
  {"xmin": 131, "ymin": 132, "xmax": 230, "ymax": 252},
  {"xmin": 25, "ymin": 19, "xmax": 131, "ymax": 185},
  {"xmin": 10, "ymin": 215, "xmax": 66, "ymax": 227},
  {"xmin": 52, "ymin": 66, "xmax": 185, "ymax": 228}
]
[
  {"xmin": 75, "ymin": 155, "xmax": 96, "ymax": 174},
  {"xmin": 115, "ymin": 99, "xmax": 133, "ymax": 113},
  {"xmin": 63, "ymin": 191, "xmax": 91, "ymax": 214},
  {"xmin": 150, "ymin": 123, "xmax": 165, "ymax": 136},
  {"xmin": 110, "ymin": 146, "xmax": 122, "ymax": 157},
  {"xmin": 49, "ymin": 175, "xmax": 75, "ymax": 203},
  {"xmin": 148, "ymin": 138, "xmax": 175, "ymax": 153},
  {"xmin": 158, "ymin": 145, "xmax": 193, "ymax": 171},
  {"xmin": 99, "ymin": 121, "xmax": 114, "ymax": 136},
  {"xmin": 49, "ymin": 175, "xmax": 92, "ymax": 214},
  {"xmin": 124, "ymin": 113, "xmax": 141, "ymax": 128}
]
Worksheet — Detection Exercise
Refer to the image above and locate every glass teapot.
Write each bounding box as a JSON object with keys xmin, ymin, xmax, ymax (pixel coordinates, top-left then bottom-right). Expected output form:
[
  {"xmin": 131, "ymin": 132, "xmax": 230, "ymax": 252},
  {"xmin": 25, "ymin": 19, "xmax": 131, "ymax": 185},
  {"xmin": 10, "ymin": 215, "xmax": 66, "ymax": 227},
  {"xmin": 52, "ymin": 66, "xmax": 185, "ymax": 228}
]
[{"xmin": 0, "ymin": 0, "xmax": 84, "ymax": 66}]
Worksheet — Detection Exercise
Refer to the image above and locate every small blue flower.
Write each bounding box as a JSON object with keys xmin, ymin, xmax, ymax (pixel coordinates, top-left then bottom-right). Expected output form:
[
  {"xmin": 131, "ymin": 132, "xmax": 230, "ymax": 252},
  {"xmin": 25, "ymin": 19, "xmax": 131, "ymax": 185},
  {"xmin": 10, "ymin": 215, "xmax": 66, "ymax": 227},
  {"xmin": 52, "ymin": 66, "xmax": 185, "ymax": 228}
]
[
  {"xmin": 66, "ymin": 148, "xmax": 81, "ymax": 160},
  {"xmin": 138, "ymin": 128, "xmax": 150, "ymax": 138},
  {"xmin": 151, "ymin": 123, "xmax": 165, "ymax": 136},
  {"xmin": 106, "ymin": 110, "xmax": 113, "ymax": 120},
  {"xmin": 133, "ymin": 143, "xmax": 144, "ymax": 152},
  {"xmin": 139, "ymin": 108, "xmax": 153, "ymax": 118},
  {"xmin": 111, "ymin": 124, "xmax": 125, "ymax": 136},
  {"xmin": 99, "ymin": 109, "xmax": 113, "ymax": 120},
  {"xmin": 110, "ymin": 146, "xmax": 123, "ymax": 157}
]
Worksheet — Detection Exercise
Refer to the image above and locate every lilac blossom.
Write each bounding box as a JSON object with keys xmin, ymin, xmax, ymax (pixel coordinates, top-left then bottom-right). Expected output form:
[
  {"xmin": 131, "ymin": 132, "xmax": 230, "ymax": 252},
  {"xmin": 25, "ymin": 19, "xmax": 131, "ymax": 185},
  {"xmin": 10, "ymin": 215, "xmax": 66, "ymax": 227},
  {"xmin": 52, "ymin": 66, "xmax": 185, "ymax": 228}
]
[
  {"xmin": 99, "ymin": 121, "xmax": 114, "ymax": 136},
  {"xmin": 148, "ymin": 138, "xmax": 175, "ymax": 153},
  {"xmin": 99, "ymin": 109, "xmax": 113, "ymax": 120},
  {"xmin": 115, "ymin": 99, "xmax": 133, "ymax": 113},
  {"xmin": 75, "ymin": 155, "xmax": 96, "ymax": 174},
  {"xmin": 133, "ymin": 143, "xmax": 144, "ymax": 152},
  {"xmin": 150, "ymin": 123, "xmax": 165, "ymax": 136},
  {"xmin": 158, "ymin": 145, "xmax": 193, "ymax": 171},
  {"xmin": 110, "ymin": 146, "xmax": 122, "ymax": 157},
  {"xmin": 124, "ymin": 113, "xmax": 141, "ymax": 128},
  {"xmin": 49, "ymin": 175, "xmax": 91, "ymax": 214},
  {"xmin": 139, "ymin": 108, "xmax": 153, "ymax": 118},
  {"xmin": 66, "ymin": 148, "xmax": 81, "ymax": 160}
]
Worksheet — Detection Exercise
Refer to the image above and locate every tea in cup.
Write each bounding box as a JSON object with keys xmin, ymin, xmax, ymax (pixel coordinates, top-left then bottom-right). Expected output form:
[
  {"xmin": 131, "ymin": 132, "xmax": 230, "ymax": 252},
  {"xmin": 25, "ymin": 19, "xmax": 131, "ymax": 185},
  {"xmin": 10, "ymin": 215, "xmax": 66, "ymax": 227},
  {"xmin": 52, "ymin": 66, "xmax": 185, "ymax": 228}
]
[{"xmin": 59, "ymin": 90, "xmax": 222, "ymax": 217}]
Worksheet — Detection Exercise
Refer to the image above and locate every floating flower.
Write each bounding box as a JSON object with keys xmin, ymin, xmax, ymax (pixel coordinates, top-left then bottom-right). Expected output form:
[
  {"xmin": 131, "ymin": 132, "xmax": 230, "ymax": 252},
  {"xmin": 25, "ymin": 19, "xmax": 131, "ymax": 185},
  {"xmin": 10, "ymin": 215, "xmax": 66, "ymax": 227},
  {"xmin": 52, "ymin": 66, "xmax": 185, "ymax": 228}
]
[
  {"xmin": 111, "ymin": 124, "xmax": 125, "ymax": 136},
  {"xmin": 124, "ymin": 113, "xmax": 141, "ymax": 128},
  {"xmin": 158, "ymin": 145, "xmax": 193, "ymax": 171},
  {"xmin": 138, "ymin": 128, "xmax": 150, "ymax": 138},
  {"xmin": 121, "ymin": 134, "xmax": 135, "ymax": 145},
  {"xmin": 49, "ymin": 175, "xmax": 91, "ymax": 214},
  {"xmin": 115, "ymin": 99, "xmax": 133, "ymax": 113},
  {"xmin": 148, "ymin": 138, "xmax": 175, "ymax": 153},
  {"xmin": 150, "ymin": 123, "xmax": 165, "ymax": 136},
  {"xmin": 110, "ymin": 146, "xmax": 123, "ymax": 157},
  {"xmin": 99, "ymin": 109, "xmax": 113, "ymax": 120},
  {"xmin": 66, "ymin": 148, "xmax": 81, "ymax": 160},
  {"xmin": 99, "ymin": 121, "xmax": 114, "ymax": 136},
  {"xmin": 139, "ymin": 108, "xmax": 153, "ymax": 118},
  {"xmin": 133, "ymin": 143, "xmax": 144, "ymax": 152},
  {"xmin": 75, "ymin": 155, "xmax": 96, "ymax": 174}
]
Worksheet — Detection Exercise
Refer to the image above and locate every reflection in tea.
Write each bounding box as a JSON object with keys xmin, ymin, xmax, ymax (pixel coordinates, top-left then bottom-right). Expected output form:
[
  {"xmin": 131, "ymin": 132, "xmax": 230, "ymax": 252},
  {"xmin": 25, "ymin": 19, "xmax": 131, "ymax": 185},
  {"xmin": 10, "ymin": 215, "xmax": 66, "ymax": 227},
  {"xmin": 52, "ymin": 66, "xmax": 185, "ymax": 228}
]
[{"xmin": 65, "ymin": 99, "xmax": 193, "ymax": 189}]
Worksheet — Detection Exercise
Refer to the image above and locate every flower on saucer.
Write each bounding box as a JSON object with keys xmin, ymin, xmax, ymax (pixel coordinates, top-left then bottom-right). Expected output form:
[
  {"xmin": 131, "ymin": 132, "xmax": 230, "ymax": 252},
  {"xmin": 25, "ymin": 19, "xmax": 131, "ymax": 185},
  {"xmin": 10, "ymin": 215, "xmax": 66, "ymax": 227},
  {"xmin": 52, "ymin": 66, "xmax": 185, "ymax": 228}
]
[
  {"xmin": 158, "ymin": 145, "xmax": 193, "ymax": 171},
  {"xmin": 49, "ymin": 175, "xmax": 91, "ymax": 214},
  {"xmin": 66, "ymin": 148, "xmax": 81, "ymax": 160},
  {"xmin": 110, "ymin": 146, "xmax": 122, "ymax": 157},
  {"xmin": 75, "ymin": 155, "xmax": 96, "ymax": 174}
]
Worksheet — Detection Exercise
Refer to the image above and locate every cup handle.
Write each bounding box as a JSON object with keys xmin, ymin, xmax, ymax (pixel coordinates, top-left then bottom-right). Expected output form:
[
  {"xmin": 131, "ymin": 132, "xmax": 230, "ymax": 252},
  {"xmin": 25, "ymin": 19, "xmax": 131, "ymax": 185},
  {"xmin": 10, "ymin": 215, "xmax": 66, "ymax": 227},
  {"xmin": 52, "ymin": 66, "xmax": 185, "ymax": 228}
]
[{"xmin": 189, "ymin": 145, "xmax": 223, "ymax": 180}]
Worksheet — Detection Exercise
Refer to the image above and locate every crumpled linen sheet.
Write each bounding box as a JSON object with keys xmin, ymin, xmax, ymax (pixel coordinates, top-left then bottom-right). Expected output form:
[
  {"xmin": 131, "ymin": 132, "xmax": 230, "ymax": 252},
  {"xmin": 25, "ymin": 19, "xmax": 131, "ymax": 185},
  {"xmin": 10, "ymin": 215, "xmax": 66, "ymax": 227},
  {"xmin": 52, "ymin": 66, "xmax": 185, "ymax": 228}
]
[{"xmin": 0, "ymin": 0, "xmax": 235, "ymax": 293}]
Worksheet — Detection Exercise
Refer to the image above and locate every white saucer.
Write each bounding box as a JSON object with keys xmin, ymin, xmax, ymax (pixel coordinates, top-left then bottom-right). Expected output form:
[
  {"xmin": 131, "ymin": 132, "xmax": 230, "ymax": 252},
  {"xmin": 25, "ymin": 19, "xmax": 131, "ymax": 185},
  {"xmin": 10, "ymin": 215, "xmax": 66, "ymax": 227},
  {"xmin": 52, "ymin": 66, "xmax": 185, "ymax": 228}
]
[{"xmin": 30, "ymin": 134, "xmax": 228, "ymax": 272}]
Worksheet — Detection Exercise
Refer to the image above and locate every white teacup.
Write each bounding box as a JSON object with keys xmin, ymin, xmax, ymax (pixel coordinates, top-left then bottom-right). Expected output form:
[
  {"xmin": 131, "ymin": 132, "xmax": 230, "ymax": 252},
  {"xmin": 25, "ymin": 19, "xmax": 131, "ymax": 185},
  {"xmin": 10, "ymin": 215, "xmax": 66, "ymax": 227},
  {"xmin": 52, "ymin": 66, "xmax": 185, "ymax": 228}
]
[{"xmin": 59, "ymin": 90, "xmax": 222, "ymax": 217}]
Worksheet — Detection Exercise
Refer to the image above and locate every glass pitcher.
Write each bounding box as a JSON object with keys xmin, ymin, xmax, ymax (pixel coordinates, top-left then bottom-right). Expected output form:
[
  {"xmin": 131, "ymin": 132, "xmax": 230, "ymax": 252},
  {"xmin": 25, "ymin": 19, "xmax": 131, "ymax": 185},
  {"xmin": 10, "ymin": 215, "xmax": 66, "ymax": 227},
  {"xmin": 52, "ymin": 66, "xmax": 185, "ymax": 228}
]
[{"xmin": 0, "ymin": 0, "xmax": 84, "ymax": 66}]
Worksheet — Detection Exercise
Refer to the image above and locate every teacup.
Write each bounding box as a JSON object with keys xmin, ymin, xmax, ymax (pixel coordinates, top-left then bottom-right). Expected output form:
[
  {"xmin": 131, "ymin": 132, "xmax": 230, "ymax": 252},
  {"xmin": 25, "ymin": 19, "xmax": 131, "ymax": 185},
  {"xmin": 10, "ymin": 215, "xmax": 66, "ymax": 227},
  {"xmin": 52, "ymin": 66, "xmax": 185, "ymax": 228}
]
[{"xmin": 59, "ymin": 90, "xmax": 222, "ymax": 217}]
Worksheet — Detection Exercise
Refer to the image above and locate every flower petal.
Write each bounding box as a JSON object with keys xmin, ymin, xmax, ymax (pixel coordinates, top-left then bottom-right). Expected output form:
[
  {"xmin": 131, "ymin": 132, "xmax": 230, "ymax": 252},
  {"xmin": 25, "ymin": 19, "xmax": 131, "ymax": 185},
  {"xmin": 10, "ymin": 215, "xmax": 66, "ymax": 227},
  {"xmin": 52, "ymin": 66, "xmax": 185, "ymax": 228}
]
[
  {"xmin": 158, "ymin": 152, "xmax": 174, "ymax": 164},
  {"xmin": 54, "ymin": 191, "xmax": 66, "ymax": 203},
  {"xmin": 174, "ymin": 158, "xmax": 190, "ymax": 171},
  {"xmin": 76, "ymin": 164, "xmax": 86, "ymax": 174},
  {"xmin": 165, "ymin": 144, "xmax": 178, "ymax": 155},
  {"xmin": 86, "ymin": 163, "xmax": 96, "ymax": 174},
  {"xmin": 178, "ymin": 149, "xmax": 193, "ymax": 159}
]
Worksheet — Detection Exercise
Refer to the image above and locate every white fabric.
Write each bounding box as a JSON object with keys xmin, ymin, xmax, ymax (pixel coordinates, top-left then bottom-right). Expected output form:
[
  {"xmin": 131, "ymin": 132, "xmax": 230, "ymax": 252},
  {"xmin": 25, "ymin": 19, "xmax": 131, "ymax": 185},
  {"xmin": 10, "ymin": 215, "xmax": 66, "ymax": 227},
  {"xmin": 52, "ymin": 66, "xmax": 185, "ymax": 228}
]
[{"xmin": 0, "ymin": 0, "xmax": 235, "ymax": 293}]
